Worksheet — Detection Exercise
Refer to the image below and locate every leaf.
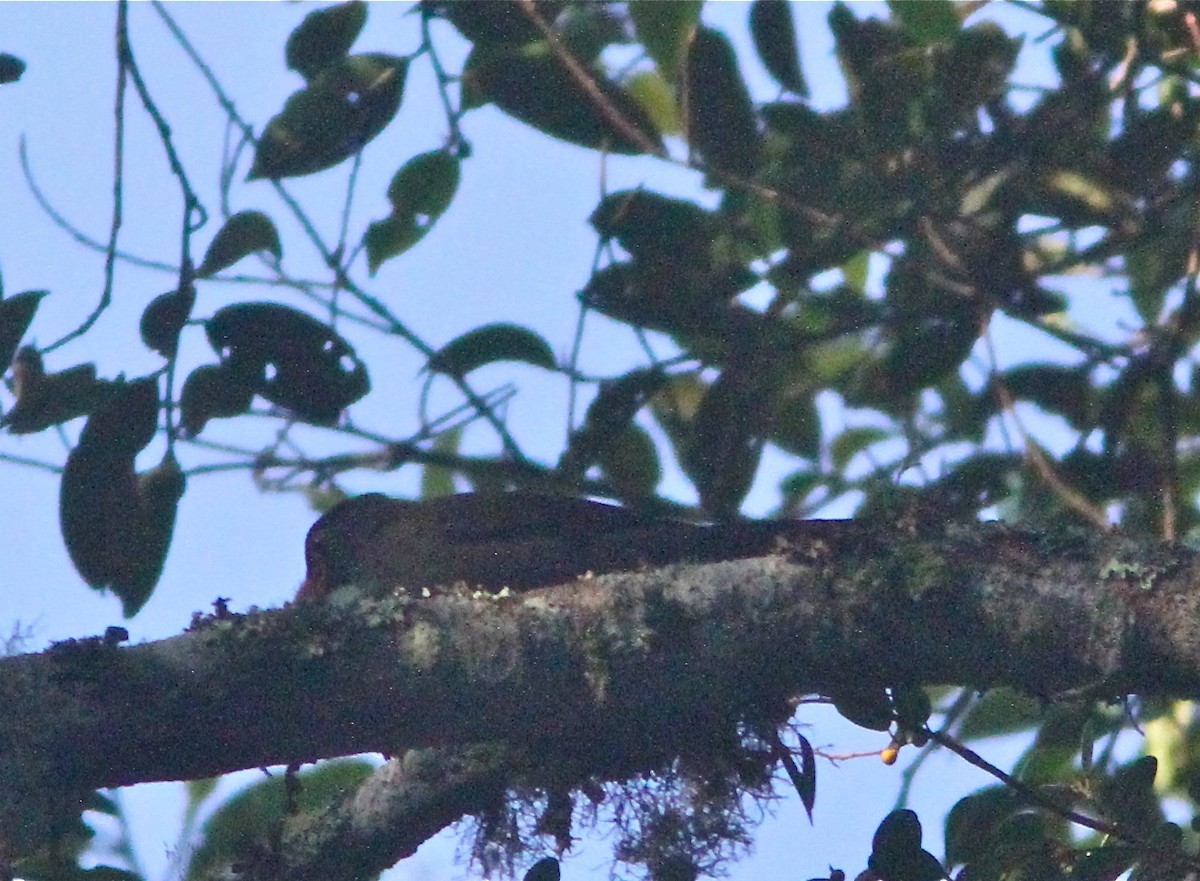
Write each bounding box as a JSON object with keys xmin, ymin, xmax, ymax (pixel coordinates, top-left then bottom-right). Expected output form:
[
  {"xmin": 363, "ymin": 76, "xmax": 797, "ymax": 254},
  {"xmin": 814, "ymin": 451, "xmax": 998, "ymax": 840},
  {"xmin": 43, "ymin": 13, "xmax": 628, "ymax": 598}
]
[
  {"xmin": 999, "ymin": 363, "xmax": 1092, "ymax": 429},
  {"xmin": 140, "ymin": 284, "xmax": 196, "ymax": 359},
  {"xmin": 426, "ymin": 0, "xmax": 563, "ymax": 46},
  {"xmin": 624, "ymin": 69, "xmax": 681, "ymax": 136},
  {"xmin": 4, "ymin": 360, "xmax": 108, "ymax": 435},
  {"xmin": 955, "ymin": 688, "xmax": 1042, "ymax": 741},
  {"xmin": 830, "ymin": 684, "xmax": 893, "ymax": 731},
  {"xmin": 0, "ymin": 53, "xmax": 25, "ymax": 85},
  {"xmin": 185, "ymin": 760, "xmax": 374, "ymax": 881},
  {"xmin": 365, "ymin": 150, "xmax": 461, "ymax": 273},
  {"xmin": 463, "ymin": 44, "xmax": 663, "ymax": 155},
  {"xmin": 205, "ymin": 302, "xmax": 369, "ymax": 424},
  {"xmin": 60, "ymin": 378, "xmax": 166, "ymax": 613},
  {"xmin": 628, "ymin": 1, "xmax": 702, "ymax": 81},
  {"xmin": 286, "ymin": 0, "xmax": 367, "ymax": 79},
  {"xmin": 426, "ymin": 323, "xmax": 556, "ymax": 377},
  {"xmin": 0, "ymin": 289, "xmax": 45, "ymax": 370},
  {"xmin": 198, "ymin": 211, "xmax": 282, "ymax": 277},
  {"xmin": 830, "ymin": 426, "xmax": 890, "ymax": 472},
  {"xmin": 749, "ymin": 0, "xmax": 807, "ymax": 96},
  {"xmin": 523, "ymin": 859, "xmax": 560, "ymax": 881},
  {"xmin": 887, "ymin": 0, "xmax": 960, "ymax": 44},
  {"xmin": 179, "ymin": 364, "xmax": 255, "ymax": 437},
  {"xmin": 559, "ymin": 368, "xmax": 668, "ymax": 480},
  {"xmin": 769, "ymin": 392, "xmax": 820, "ymax": 461},
  {"xmin": 684, "ymin": 26, "xmax": 761, "ymax": 177},
  {"xmin": 682, "ymin": 367, "xmax": 765, "ymax": 519},
  {"xmin": 943, "ymin": 786, "xmax": 1021, "ymax": 867},
  {"xmin": 598, "ymin": 423, "xmax": 661, "ymax": 501},
  {"xmin": 77, "ymin": 376, "xmax": 159, "ymax": 456},
  {"xmin": 249, "ymin": 54, "xmax": 408, "ymax": 180},
  {"xmin": 421, "ymin": 425, "xmax": 463, "ymax": 500}
]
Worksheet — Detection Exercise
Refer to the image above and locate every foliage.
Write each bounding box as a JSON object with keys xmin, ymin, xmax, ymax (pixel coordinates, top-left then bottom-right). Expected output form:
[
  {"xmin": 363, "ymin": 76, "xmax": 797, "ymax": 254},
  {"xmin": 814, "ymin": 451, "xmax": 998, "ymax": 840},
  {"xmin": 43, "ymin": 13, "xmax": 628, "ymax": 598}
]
[{"xmin": 9, "ymin": 1, "xmax": 1200, "ymax": 880}]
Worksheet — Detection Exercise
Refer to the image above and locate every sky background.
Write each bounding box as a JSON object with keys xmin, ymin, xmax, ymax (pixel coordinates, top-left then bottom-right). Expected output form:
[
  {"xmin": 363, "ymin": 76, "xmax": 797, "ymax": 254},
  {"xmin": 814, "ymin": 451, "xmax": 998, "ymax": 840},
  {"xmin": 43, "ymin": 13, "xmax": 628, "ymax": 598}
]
[{"xmin": 0, "ymin": 3, "xmax": 1124, "ymax": 881}]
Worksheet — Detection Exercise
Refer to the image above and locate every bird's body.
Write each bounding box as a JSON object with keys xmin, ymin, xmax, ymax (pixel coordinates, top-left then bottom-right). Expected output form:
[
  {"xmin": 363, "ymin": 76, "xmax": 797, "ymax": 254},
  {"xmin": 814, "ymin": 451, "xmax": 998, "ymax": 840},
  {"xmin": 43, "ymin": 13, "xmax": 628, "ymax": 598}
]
[{"xmin": 296, "ymin": 492, "xmax": 791, "ymax": 602}]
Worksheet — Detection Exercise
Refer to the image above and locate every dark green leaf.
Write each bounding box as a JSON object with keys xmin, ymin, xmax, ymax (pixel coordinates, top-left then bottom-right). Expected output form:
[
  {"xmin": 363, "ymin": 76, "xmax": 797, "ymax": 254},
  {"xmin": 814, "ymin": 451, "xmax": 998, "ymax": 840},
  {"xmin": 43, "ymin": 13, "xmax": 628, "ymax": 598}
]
[
  {"xmin": 463, "ymin": 44, "xmax": 663, "ymax": 155},
  {"xmin": 560, "ymin": 368, "xmax": 668, "ymax": 480},
  {"xmin": 1072, "ymin": 845, "xmax": 1138, "ymax": 881},
  {"xmin": 871, "ymin": 808, "xmax": 923, "ymax": 864},
  {"xmin": 999, "ymin": 364, "xmax": 1092, "ymax": 430},
  {"xmin": 4, "ymin": 360, "xmax": 108, "ymax": 435},
  {"xmin": 286, "ymin": 0, "xmax": 367, "ymax": 79},
  {"xmin": 1097, "ymin": 756, "xmax": 1161, "ymax": 835},
  {"xmin": 598, "ymin": 423, "xmax": 661, "ymax": 501},
  {"xmin": 749, "ymin": 0, "xmax": 807, "ymax": 96},
  {"xmin": 944, "ymin": 786, "xmax": 1021, "ymax": 867},
  {"xmin": 198, "ymin": 211, "xmax": 282, "ymax": 277},
  {"xmin": 0, "ymin": 289, "xmax": 45, "ymax": 370},
  {"xmin": 206, "ymin": 303, "xmax": 368, "ymax": 423},
  {"xmin": 421, "ymin": 425, "xmax": 464, "ymax": 500},
  {"xmin": 78, "ymin": 377, "xmax": 159, "ymax": 455},
  {"xmin": 893, "ymin": 685, "xmax": 931, "ymax": 733},
  {"xmin": 769, "ymin": 391, "xmax": 820, "ymax": 460},
  {"xmin": 0, "ymin": 53, "xmax": 25, "ymax": 85},
  {"xmin": 628, "ymin": 1, "xmax": 702, "ymax": 81},
  {"xmin": 830, "ymin": 426, "xmax": 890, "ymax": 472},
  {"xmin": 524, "ymin": 857, "xmax": 561, "ymax": 881},
  {"xmin": 140, "ymin": 284, "xmax": 196, "ymax": 359},
  {"xmin": 365, "ymin": 150, "xmax": 461, "ymax": 273},
  {"xmin": 624, "ymin": 69, "xmax": 681, "ymax": 136},
  {"xmin": 249, "ymin": 54, "xmax": 407, "ymax": 180},
  {"xmin": 886, "ymin": 0, "xmax": 960, "ymax": 44},
  {"xmin": 684, "ymin": 26, "xmax": 761, "ymax": 177},
  {"xmin": 179, "ymin": 364, "xmax": 255, "ymax": 437},
  {"xmin": 830, "ymin": 684, "xmax": 893, "ymax": 732},
  {"xmin": 683, "ymin": 367, "xmax": 765, "ymax": 518},
  {"xmin": 427, "ymin": 323, "xmax": 556, "ymax": 377},
  {"xmin": 426, "ymin": 0, "xmax": 563, "ymax": 45},
  {"xmin": 185, "ymin": 760, "xmax": 374, "ymax": 881},
  {"xmin": 955, "ymin": 688, "xmax": 1041, "ymax": 741}
]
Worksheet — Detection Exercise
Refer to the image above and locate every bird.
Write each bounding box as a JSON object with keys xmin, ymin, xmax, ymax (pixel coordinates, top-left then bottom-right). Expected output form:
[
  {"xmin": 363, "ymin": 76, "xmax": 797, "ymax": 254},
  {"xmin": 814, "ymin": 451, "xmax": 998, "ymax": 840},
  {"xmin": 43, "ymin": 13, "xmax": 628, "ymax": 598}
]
[{"xmin": 295, "ymin": 491, "xmax": 792, "ymax": 602}]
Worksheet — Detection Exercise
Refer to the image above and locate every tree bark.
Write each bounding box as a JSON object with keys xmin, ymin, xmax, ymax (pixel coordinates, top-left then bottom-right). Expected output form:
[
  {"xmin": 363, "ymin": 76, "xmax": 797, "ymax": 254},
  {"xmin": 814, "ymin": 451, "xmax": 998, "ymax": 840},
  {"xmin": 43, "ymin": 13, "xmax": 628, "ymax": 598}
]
[{"xmin": 5, "ymin": 519, "xmax": 1200, "ymax": 855}]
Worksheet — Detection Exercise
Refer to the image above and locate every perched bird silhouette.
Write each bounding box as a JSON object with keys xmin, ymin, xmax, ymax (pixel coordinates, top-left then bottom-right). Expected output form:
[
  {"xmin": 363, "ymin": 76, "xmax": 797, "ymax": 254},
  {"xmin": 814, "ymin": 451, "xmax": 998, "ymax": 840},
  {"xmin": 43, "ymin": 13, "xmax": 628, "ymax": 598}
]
[{"xmin": 296, "ymin": 492, "xmax": 792, "ymax": 602}]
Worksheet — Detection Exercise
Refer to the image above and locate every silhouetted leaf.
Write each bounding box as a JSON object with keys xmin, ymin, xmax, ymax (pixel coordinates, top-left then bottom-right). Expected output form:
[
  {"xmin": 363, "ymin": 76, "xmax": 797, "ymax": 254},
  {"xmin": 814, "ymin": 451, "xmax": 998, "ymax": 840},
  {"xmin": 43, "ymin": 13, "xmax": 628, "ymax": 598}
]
[
  {"xmin": 427, "ymin": 323, "xmax": 555, "ymax": 377},
  {"xmin": 426, "ymin": 0, "xmax": 563, "ymax": 46},
  {"xmin": 206, "ymin": 302, "xmax": 368, "ymax": 423},
  {"xmin": 0, "ymin": 53, "xmax": 25, "ymax": 85},
  {"xmin": 420, "ymin": 425, "xmax": 463, "ymax": 500},
  {"xmin": 0, "ymin": 289, "xmax": 45, "ymax": 370},
  {"xmin": 598, "ymin": 423, "xmax": 661, "ymax": 501},
  {"xmin": 944, "ymin": 786, "xmax": 1021, "ymax": 867},
  {"xmin": 140, "ymin": 284, "xmax": 196, "ymax": 359},
  {"xmin": 628, "ymin": 1, "xmax": 702, "ymax": 81},
  {"xmin": 179, "ymin": 364, "xmax": 255, "ymax": 437},
  {"xmin": 887, "ymin": 0, "xmax": 960, "ymax": 44},
  {"xmin": 684, "ymin": 26, "xmax": 761, "ymax": 176},
  {"xmin": 4, "ymin": 360, "xmax": 108, "ymax": 435},
  {"xmin": 463, "ymin": 44, "xmax": 663, "ymax": 155},
  {"xmin": 523, "ymin": 857, "xmax": 561, "ymax": 881},
  {"xmin": 77, "ymin": 377, "xmax": 159, "ymax": 455},
  {"xmin": 365, "ymin": 150, "xmax": 460, "ymax": 273},
  {"xmin": 185, "ymin": 759, "xmax": 374, "ymax": 881},
  {"xmin": 250, "ymin": 54, "xmax": 407, "ymax": 180},
  {"xmin": 198, "ymin": 211, "xmax": 282, "ymax": 277},
  {"xmin": 560, "ymin": 368, "xmax": 668, "ymax": 481},
  {"xmin": 625, "ymin": 69, "xmax": 681, "ymax": 136},
  {"xmin": 830, "ymin": 685, "xmax": 893, "ymax": 731},
  {"xmin": 286, "ymin": 0, "xmax": 367, "ymax": 79},
  {"xmin": 750, "ymin": 0, "xmax": 807, "ymax": 96}
]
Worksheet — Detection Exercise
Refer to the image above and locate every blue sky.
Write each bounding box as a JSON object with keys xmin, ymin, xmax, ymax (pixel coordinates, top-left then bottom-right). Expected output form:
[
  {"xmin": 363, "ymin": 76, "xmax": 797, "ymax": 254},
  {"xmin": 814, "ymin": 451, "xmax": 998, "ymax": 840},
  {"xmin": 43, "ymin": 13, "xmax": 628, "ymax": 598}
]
[{"xmin": 0, "ymin": 3, "xmax": 1100, "ymax": 880}]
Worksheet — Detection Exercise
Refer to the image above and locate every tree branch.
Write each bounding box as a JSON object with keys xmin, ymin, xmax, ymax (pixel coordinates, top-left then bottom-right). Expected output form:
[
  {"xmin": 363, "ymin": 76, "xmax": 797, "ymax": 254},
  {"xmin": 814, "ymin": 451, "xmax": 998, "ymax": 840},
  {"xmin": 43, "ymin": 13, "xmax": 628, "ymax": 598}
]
[{"xmin": 5, "ymin": 519, "xmax": 1200, "ymax": 855}]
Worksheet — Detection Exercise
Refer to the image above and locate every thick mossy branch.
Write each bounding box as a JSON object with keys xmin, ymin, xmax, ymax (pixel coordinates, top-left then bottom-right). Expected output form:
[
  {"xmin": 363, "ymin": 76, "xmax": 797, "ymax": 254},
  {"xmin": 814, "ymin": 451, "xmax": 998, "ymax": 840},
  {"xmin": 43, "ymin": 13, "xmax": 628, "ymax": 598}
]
[{"xmin": 5, "ymin": 520, "xmax": 1200, "ymax": 851}]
